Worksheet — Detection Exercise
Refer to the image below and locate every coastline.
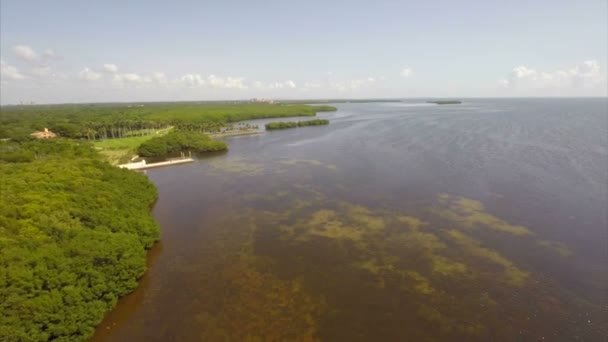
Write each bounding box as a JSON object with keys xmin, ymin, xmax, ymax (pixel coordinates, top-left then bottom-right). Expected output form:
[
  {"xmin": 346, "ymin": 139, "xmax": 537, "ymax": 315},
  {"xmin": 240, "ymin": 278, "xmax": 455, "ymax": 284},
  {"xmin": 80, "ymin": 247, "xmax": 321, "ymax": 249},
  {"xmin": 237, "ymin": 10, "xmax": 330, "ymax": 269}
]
[{"xmin": 208, "ymin": 129, "xmax": 264, "ymax": 139}]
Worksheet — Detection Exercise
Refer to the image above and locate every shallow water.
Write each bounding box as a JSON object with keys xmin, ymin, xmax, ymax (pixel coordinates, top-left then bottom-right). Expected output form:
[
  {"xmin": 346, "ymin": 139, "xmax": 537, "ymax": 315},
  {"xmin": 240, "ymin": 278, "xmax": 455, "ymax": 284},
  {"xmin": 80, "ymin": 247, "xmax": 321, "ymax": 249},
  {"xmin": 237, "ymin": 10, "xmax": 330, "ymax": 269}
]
[{"xmin": 93, "ymin": 99, "xmax": 608, "ymax": 341}]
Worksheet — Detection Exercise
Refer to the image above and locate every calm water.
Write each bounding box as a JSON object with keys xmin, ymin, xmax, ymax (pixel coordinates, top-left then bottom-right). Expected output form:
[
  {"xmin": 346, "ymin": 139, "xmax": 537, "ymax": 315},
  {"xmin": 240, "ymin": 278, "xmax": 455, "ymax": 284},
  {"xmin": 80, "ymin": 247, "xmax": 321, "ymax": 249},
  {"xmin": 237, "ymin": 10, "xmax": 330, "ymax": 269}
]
[{"xmin": 93, "ymin": 99, "xmax": 608, "ymax": 341}]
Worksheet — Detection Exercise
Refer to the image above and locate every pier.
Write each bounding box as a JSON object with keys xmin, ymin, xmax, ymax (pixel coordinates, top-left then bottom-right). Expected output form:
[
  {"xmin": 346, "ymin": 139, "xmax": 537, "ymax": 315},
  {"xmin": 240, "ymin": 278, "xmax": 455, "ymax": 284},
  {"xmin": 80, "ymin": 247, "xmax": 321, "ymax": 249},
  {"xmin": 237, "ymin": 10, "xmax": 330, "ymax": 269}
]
[{"xmin": 118, "ymin": 158, "xmax": 194, "ymax": 170}]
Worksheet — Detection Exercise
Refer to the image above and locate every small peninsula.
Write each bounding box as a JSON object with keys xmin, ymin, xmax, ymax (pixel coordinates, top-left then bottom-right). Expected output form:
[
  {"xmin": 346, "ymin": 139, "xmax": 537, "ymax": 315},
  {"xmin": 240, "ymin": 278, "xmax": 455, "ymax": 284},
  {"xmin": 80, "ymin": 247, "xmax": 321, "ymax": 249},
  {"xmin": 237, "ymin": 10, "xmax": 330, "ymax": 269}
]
[
  {"xmin": 265, "ymin": 119, "xmax": 330, "ymax": 130},
  {"xmin": 137, "ymin": 131, "xmax": 227, "ymax": 157}
]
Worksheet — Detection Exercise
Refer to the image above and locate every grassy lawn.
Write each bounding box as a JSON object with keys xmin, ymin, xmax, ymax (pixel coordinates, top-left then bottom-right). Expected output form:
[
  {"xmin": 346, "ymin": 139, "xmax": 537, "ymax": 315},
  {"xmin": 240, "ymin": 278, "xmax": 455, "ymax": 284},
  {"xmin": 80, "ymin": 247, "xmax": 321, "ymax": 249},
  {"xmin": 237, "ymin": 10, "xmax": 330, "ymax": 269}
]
[{"xmin": 93, "ymin": 127, "xmax": 175, "ymax": 165}]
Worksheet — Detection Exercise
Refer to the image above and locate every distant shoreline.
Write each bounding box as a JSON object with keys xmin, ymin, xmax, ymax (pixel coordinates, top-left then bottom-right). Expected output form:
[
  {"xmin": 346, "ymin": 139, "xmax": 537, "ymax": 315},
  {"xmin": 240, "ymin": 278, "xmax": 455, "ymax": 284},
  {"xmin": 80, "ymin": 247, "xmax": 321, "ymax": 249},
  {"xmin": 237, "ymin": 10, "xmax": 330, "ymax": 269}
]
[
  {"xmin": 426, "ymin": 100, "xmax": 462, "ymax": 105},
  {"xmin": 4, "ymin": 97, "xmax": 608, "ymax": 107}
]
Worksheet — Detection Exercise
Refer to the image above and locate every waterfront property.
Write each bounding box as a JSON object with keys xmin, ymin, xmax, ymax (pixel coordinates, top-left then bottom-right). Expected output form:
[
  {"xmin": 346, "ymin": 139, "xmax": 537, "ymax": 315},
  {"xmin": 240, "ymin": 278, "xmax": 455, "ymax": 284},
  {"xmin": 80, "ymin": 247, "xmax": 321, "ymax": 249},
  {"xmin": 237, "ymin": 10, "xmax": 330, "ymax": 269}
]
[{"xmin": 30, "ymin": 128, "xmax": 57, "ymax": 139}]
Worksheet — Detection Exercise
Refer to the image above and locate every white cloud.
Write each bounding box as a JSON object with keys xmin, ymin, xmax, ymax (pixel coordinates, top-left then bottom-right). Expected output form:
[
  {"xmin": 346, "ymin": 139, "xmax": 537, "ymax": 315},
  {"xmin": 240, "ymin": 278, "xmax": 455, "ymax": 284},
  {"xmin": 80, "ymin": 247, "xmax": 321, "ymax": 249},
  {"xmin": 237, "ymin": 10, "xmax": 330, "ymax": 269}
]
[
  {"xmin": 108, "ymin": 70, "xmax": 168, "ymax": 86},
  {"xmin": 500, "ymin": 60, "xmax": 604, "ymax": 93},
  {"xmin": 319, "ymin": 76, "xmax": 376, "ymax": 91},
  {"xmin": 78, "ymin": 67, "xmax": 102, "ymax": 81},
  {"xmin": 14, "ymin": 45, "xmax": 39, "ymax": 63},
  {"xmin": 497, "ymin": 79, "xmax": 509, "ymax": 88},
  {"xmin": 13, "ymin": 45, "xmax": 61, "ymax": 65},
  {"xmin": 301, "ymin": 75, "xmax": 379, "ymax": 92},
  {"xmin": 180, "ymin": 74, "xmax": 247, "ymax": 89},
  {"xmin": 31, "ymin": 66, "xmax": 51, "ymax": 77},
  {"xmin": 181, "ymin": 73, "xmax": 205, "ymax": 87},
  {"xmin": 268, "ymin": 80, "xmax": 296, "ymax": 89},
  {"xmin": 252, "ymin": 80, "xmax": 296, "ymax": 90},
  {"xmin": 114, "ymin": 73, "xmax": 142, "ymax": 83},
  {"xmin": 303, "ymin": 82, "xmax": 322, "ymax": 89},
  {"xmin": 152, "ymin": 72, "xmax": 168, "ymax": 85},
  {"xmin": 208, "ymin": 74, "xmax": 247, "ymax": 89},
  {"xmin": 400, "ymin": 67, "xmax": 413, "ymax": 77},
  {"xmin": 103, "ymin": 64, "xmax": 118, "ymax": 73},
  {"xmin": 43, "ymin": 49, "xmax": 58, "ymax": 59},
  {"xmin": 511, "ymin": 65, "xmax": 536, "ymax": 79},
  {"xmin": 1, "ymin": 60, "xmax": 26, "ymax": 80}
]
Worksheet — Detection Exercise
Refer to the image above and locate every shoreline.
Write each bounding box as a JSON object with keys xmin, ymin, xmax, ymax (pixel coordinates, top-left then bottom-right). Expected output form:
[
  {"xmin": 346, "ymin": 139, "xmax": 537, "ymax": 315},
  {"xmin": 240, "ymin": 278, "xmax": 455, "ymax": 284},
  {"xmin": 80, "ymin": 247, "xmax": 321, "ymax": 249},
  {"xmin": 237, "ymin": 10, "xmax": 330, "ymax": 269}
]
[{"xmin": 208, "ymin": 129, "xmax": 264, "ymax": 139}]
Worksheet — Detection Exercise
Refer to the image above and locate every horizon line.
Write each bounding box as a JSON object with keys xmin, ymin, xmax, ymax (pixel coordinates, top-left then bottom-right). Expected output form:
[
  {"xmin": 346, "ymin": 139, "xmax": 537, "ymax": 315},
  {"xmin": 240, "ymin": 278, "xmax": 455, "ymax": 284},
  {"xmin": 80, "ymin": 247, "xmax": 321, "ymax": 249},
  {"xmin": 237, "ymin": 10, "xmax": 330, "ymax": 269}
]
[{"xmin": 2, "ymin": 96, "xmax": 607, "ymax": 107}]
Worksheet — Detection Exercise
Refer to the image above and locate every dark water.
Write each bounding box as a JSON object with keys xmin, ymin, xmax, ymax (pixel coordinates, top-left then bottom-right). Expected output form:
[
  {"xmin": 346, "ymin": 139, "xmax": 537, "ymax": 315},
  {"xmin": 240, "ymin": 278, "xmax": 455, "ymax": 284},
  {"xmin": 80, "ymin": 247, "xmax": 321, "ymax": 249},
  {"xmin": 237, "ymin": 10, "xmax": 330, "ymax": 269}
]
[{"xmin": 93, "ymin": 99, "xmax": 608, "ymax": 341}]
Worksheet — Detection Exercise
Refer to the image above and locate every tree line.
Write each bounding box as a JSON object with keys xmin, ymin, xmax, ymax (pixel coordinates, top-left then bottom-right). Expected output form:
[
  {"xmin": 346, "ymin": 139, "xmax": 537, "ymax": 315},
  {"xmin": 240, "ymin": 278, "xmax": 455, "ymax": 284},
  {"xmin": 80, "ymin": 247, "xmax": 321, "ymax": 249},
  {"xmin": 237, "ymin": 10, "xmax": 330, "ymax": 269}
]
[
  {"xmin": 265, "ymin": 119, "xmax": 330, "ymax": 130},
  {"xmin": 0, "ymin": 103, "xmax": 336, "ymax": 141}
]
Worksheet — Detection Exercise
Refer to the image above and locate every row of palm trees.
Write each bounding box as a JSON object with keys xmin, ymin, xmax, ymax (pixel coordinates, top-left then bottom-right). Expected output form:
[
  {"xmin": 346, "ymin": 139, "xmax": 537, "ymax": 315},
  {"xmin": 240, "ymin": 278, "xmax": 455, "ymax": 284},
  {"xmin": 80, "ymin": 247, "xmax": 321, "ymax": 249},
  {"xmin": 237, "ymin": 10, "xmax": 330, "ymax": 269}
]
[
  {"xmin": 79, "ymin": 119, "xmax": 169, "ymax": 140},
  {"xmin": 77, "ymin": 119, "xmax": 258, "ymax": 141}
]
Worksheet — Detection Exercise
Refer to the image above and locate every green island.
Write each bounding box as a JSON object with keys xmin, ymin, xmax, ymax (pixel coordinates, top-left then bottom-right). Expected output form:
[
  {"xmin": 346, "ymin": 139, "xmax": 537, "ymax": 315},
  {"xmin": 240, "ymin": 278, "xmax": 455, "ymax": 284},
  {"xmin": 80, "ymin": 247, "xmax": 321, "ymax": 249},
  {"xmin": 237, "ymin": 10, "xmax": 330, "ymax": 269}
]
[
  {"xmin": 265, "ymin": 119, "xmax": 330, "ymax": 130},
  {"xmin": 0, "ymin": 102, "xmax": 335, "ymax": 341}
]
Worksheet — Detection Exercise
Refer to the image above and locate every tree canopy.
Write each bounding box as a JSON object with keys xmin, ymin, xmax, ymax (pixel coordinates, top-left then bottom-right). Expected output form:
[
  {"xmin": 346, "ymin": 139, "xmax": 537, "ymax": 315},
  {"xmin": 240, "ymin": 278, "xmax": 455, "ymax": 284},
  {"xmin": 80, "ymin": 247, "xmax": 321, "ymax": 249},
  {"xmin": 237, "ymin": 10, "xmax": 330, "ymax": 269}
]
[
  {"xmin": 265, "ymin": 119, "xmax": 329, "ymax": 130},
  {"xmin": 0, "ymin": 103, "xmax": 336, "ymax": 140},
  {"xmin": 0, "ymin": 139, "xmax": 159, "ymax": 341},
  {"xmin": 137, "ymin": 131, "xmax": 227, "ymax": 157}
]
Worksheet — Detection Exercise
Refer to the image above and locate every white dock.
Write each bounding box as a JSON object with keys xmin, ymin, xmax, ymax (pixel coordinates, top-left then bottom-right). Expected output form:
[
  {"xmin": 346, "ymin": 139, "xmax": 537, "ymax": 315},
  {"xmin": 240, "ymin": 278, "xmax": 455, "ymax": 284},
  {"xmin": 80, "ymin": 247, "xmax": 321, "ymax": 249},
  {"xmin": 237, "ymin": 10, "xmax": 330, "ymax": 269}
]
[{"xmin": 118, "ymin": 158, "xmax": 194, "ymax": 170}]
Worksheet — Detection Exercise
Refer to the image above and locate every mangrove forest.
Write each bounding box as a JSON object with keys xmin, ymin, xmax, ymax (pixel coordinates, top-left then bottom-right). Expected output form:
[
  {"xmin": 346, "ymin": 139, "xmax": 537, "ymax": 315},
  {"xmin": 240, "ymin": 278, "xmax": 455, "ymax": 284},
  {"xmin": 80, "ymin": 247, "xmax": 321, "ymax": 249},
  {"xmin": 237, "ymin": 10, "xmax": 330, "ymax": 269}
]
[
  {"xmin": 0, "ymin": 139, "xmax": 159, "ymax": 341},
  {"xmin": 137, "ymin": 131, "xmax": 227, "ymax": 157},
  {"xmin": 265, "ymin": 119, "xmax": 330, "ymax": 130}
]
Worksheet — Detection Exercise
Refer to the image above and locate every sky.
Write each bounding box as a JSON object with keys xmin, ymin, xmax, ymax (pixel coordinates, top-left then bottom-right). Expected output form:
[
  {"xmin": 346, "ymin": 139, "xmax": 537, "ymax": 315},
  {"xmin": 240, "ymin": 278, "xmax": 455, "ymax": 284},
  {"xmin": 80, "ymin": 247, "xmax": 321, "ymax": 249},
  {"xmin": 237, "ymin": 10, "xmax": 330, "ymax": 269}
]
[{"xmin": 1, "ymin": 0, "xmax": 606, "ymax": 104}]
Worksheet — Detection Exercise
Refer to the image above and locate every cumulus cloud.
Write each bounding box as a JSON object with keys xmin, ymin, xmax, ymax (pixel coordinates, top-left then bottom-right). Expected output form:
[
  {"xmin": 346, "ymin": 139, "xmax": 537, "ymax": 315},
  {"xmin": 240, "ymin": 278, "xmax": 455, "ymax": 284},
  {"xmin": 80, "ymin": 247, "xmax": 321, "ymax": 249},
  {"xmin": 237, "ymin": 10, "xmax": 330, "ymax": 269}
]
[
  {"xmin": 181, "ymin": 74, "xmax": 204, "ymax": 86},
  {"xmin": 1, "ymin": 60, "xmax": 26, "ymax": 80},
  {"xmin": 400, "ymin": 67, "xmax": 413, "ymax": 77},
  {"xmin": 114, "ymin": 73, "xmax": 142, "ymax": 83},
  {"xmin": 78, "ymin": 67, "xmax": 102, "ymax": 81},
  {"xmin": 31, "ymin": 66, "xmax": 51, "ymax": 77},
  {"xmin": 14, "ymin": 45, "xmax": 38, "ymax": 63},
  {"xmin": 268, "ymin": 80, "xmax": 296, "ymax": 89},
  {"xmin": 13, "ymin": 45, "xmax": 61, "ymax": 65},
  {"xmin": 208, "ymin": 74, "xmax": 247, "ymax": 89},
  {"xmin": 103, "ymin": 64, "xmax": 118, "ymax": 73},
  {"xmin": 152, "ymin": 72, "xmax": 168, "ymax": 85},
  {"xmin": 252, "ymin": 80, "xmax": 296, "ymax": 90},
  {"xmin": 301, "ymin": 74, "xmax": 379, "ymax": 92},
  {"xmin": 43, "ymin": 49, "xmax": 59, "ymax": 59},
  {"xmin": 180, "ymin": 74, "xmax": 247, "ymax": 89},
  {"xmin": 499, "ymin": 60, "xmax": 604, "ymax": 93},
  {"xmin": 313, "ymin": 76, "xmax": 376, "ymax": 91},
  {"xmin": 303, "ymin": 82, "xmax": 322, "ymax": 89}
]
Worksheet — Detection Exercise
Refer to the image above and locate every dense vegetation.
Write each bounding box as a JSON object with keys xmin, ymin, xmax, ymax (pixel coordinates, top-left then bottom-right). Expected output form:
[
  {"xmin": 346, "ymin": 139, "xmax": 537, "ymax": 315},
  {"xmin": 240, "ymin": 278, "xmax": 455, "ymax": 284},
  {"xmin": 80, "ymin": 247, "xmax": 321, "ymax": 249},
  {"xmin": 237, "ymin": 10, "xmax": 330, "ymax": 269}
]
[
  {"xmin": 0, "ymin": 139, "xmax": 159, "ymax": 341},
  {"xmin": 0, "ymin": 138, "xmax": 97, "ymax": 163},
  {"xmin": 265, "ymin": 121, "xmax": 298, "ymax": 130},
  {"xmin": 265, "ymin": 119, "xmax": 330, "ymax": 130},
  {"xmin": 137, "ymin": 131, "xmax": 227, "ymax": 157},
  {"xmin": 297, "ymin": 119, "xmax": 330, "ymax": 126},
  {"xmin": 0, "ymin": 103, "xmax": 336, "ymax": 140}
]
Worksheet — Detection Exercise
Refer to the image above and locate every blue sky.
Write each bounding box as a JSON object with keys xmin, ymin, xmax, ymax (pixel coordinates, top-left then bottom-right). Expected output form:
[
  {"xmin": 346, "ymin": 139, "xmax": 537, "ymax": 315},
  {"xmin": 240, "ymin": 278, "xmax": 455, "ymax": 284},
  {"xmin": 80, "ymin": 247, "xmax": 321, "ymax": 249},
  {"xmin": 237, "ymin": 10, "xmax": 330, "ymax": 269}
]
[{"xmin": 1, "ymin": 0, "xmax": 606, "ymax": 104}]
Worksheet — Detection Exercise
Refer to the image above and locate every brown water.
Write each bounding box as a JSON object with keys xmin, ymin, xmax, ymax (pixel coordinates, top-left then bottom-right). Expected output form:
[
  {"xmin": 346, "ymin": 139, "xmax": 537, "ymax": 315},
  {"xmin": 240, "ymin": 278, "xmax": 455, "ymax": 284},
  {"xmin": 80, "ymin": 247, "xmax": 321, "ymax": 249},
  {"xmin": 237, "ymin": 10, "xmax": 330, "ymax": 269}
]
[{"xmin": 93, "ymin": 99, "xmax": 608, "ymax": 341}]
